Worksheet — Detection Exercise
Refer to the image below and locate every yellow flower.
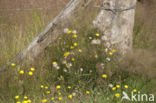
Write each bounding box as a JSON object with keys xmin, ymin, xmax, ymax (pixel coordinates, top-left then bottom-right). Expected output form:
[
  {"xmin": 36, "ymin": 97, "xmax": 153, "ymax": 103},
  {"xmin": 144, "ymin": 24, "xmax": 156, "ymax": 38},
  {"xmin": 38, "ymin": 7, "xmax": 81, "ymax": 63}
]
[
  {"xmin": 67, "ymin": 30, "xmax": 72, "ymax": 34},
  {"xmin": 42, "ymin": 99, "xmax": 47, "ymax": 103},
  {"xmin": 68, "ymin": 95, "xmax": 72, "ymax": 99},
  {"xmin": 30, "ymin": 68, "xmax": 35, "ymax": 71},
  {"xmin": 115, "ymin": 93, "xmax": 120, "ymax": 98},
  {"xmin": 45, "ymin": 86, "xmax": 48, "ymax": 89},
  {"xmin": 24, "ymin": 96, "xmax": 28, "ymax": 99},
  {"xmin": 70, "ymin": 46, "xmax": 74, "ymax": 49},
  {"xmin": 64, "ymin": 52, "xmax": 70, "ymax": 57},
  {"xmin": 28, "ymin": 71, "xmax": 33, "ymax": 76},
  {"xmin": 94, "ymin": 55, "xmax": 98, "ymax": 58},
  {"xmin": 71, "ymin": 58, "xmax": 75, "ymax": 62},
  {"xmin": 102, "ymin": 74, "xmax": 107, "ymax": 78},
  {"xmin": 16, "ymin": 101, "xmax": 21, "ymax": 103},
  {"xmin": 52, "ymin": 61, "xmax": 57, "ymax": 65},
  {"xmin": 78, "ymin": 49, "xmax": 82, "ymax": 53},
  {"xmin": 65, "ymin": 63, "xmax": 68, "ymax": 67},
  {"xmin": 15, "ymin": 95, "xmax": 19, "ymax": 99},
  {"xmin": 85, "ymin": 91, "xmax": 90, "ymax": 95},
  {"xmin": 27, "ymin": 99, "xmax": 31, "ymax": 103},
  {"xmin": 112, "ymin": 49, "xmax": 116, "ymax": 53},
  {"xmin": 22, "ymin": 101, "xmax": 28, "ymax": 103},
  {"xmin": 68, "ymin": 86, "xmax": 71, "ymax": 89},
  {"xmin": 72, "ymin": 34, "xmax": 77, "ymax": 38},
  {"xmin": 11, "ymin": 63, "xmax": 16, "ymax": 67},
  {"xmin": 58, "ymin": 97, "xmax": 62, "ymax": 101},
  {"xmin": 58, "ymin": 92, "xmax": 61, "ymax": 95},
  {"xmin": 19, "ymin": 70, "xmax": 24, "ymax": 74},
  {"xmin": 124, "ymin": 85, "xmax": 128, "ymax": 89},
  {"xmin": 112, "ymin": 87, "xmax": 116, "ymax": 91},
  {"xmin": 51, "ymin": 97, "xmax": 55, "ymax": 101},
  {"xmin": 73, "ymin": 43, "xmax": 78, "ymax": 47},
  {"xmin": 109, "ymin": 52, "xmax": 113, "ymax": 55},
  {"xmin": 56, "ymin": 85, "xmax": 61, "ymax": 89},
  {"xmin": 96, "ymin": 33, "xmax": 100, "ymax": 37},
  {"xmin": 116, "ymin": 85, "xmax": 120, "ymax": 88},
  {"xmin": 41, "ymin": 85, "xmax": 44, "ymax": 88},
  {"xmin": 46, "ymin": 91, "xmax": 50, "ymax": 94},
  {"xmin": 58, "ymin": 37, "xmax": 62, "ymax": 40},
  {"xmin": 133, "ymin": 89, "xmax": 137, "ymax": 92}
]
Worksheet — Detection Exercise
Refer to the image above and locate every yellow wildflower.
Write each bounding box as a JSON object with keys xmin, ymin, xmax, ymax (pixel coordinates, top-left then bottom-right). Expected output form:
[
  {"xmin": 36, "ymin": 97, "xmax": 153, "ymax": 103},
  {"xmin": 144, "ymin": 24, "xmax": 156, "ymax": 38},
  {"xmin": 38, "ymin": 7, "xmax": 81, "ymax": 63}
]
[
  {"xmin": 45, "ymin": 86, "xmax": 48, "ymax": 89},
  {"xmin": 68, "ymin": 95, "xmax": 72, "ymax": 99},
  {"xmin": 116, "ymin": 85, "xmax": 120, "ymax": 88},
  {"xmin": 109, "ymin": 52, "xmax": 113, "ymax": 55},
  {"xmin": 15, "ymin": 95, "xmax": 19, "ymax": 99},
  {"xmin": 46, "ymin": 91, "xmax": 50, "ymax": 94},
  {"xmin": 56, "ymin": 85, "xmax": 61, "ymax": 89},
  {"xmin": 86, "ymin": 91, "xmax": 90, "ymax": 95},
  {"xmin": 124, "ymin": 85, "xmax": 128, "ymax": 89},
  {"xmin": 52, "ymin": 61, "xmax": 57, "ymax": 65},
  {"xmin": 70, "ymin": 46, "xmax": 74, "ymax": 49},
  {"xmin": 41, "ymin": 85, "xmax": 44, "ymax": 88},
  {"xmin": 72, "ymin": 34, "xmax": 77, "ymax": 38},
  {"xmin": 42, "ymin": 99, "xmax": 47, "ymax": 103},
  {"xmin": 51, "ymin": 97, "xmax": 55, "ymax": 101},
  {"xmin": 102, "ymin": 74, "xmax": 107, "ymax": 78},
  {"xmin": 65, "ymin": 63, "xmax": 69, "ymax": 67},
  {"xmin": 30, "ymin": 68, "xmax": 35, "ymax": 71},
  {"xmin": 112, "ymin": 87, "xmax": 116, "ymax": 91},
  {"xmin": 58, "ymin": 92, "xmax": 61, "ymax": 95},
  {"xmin": 58, "ymin": 97, "xmax": 62, "ymax": 101},
  {"xmin": 64, "ymin": 52, "xmax": 70, "ymax": 57},
  {"xmin": 19, "ymin": 70, "xmax": 24, "ymax": 74},
  {"xmin": 112, "ymin": 49, "xmax": 116, "ymax": 53},
  {"xmin": 28, "ymin": 71, "xmax": 33, "ymax": 76},
  {"xmin": 67, "ymin": 30, "xmax": 72, "ymax": 34},
  {"xmin": 133, "ymin": 89, "xmax": 137, "ymax": 92},
  {"xmin": 96, "ymin": 33, "xmax": 100, "ymax": 37},
  {"xmin": 11, "ymin": 63, "xmax": 16, "ymax": 67},
  {"xmin": 115, "ymin": 93, "xmax": 120, "ymax": 98},
  {"xmin": 71, "ymin": 58, "xmax": 75, "ymax": 62},
  {"xmin": 24, "ymin": 96, "xmax": 28, "ymax": 99},
  {"xmin": 16, "ymin": 101, "xmax": 21, "ymax": 103},
  {"xmin": 27, "ymin": 100, "xmax": 31, "ymax": 103},
  {"xmin": 94, "ymin": 55, "xmax": 98, "ymax": 58},
  {"xmin": 68, "ymin": 86, "xmax": 71, "ymax": 89},
  {"xmin": 73, "ymin": 43, "xmax": 78, "ymax": 47},
  {"xmin": 22, "ymin": 101, "xmax": 28, "ymax": 103},
  {"xmin": 78, "ymin": 49, "xmax": 82, "ymax": 53}
]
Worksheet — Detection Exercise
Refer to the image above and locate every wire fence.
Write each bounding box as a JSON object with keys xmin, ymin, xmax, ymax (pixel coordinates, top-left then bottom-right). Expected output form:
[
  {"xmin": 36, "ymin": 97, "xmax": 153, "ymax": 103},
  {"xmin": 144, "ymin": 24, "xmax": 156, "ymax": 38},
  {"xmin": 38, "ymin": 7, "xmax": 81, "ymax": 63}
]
[{"xmin": 0, "ymin": 7, "xmax": 54, "ymax": 11}]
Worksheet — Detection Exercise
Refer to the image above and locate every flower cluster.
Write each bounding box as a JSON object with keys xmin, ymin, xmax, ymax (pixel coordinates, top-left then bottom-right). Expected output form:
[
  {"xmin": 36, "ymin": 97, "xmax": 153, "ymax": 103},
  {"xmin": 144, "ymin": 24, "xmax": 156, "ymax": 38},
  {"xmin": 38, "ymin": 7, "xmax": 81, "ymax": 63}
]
[{"xmin": 14, "ymin": 95, "xmax": 31, "ymax": 103}]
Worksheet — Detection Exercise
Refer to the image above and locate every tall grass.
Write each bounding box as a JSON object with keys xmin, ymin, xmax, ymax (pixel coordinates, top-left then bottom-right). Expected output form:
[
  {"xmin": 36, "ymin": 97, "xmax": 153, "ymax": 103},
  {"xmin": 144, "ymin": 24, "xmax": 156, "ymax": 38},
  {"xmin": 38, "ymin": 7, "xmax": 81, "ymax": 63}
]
[{"xmin": 0, "ymin": 0, "xmax": 156, "ymax": 103}]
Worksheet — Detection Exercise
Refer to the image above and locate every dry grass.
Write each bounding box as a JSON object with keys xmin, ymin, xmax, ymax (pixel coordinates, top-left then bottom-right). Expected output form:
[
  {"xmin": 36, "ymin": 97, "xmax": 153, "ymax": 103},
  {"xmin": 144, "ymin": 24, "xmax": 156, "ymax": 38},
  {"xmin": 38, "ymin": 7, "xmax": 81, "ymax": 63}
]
[{"xmin": 0, "ymin": 0, "xmax": 155, "ymax": 103}]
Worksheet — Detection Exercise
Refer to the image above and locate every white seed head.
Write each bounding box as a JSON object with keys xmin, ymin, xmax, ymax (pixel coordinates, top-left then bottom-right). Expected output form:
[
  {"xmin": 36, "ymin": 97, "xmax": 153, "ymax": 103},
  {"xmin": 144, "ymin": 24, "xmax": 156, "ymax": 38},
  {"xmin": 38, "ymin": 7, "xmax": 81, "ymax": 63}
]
[
  {"xmin": 80, "ymin": 68, "xmax": 83, "ymax": 72},
  {"xmin": 106, "ymin": 57, "xmax": 111, "ymax": 61},
  {"xmin": 63, "ymin": 69, "xmax": 67, "ymax": 72},
  {"xmin": 72, "ymin": 30, "xmax": 77, "ymax": 34},
  {"xmin": 101, "ymin": 35, "xmax": 108, "ymax": 41},
  {"xmin": 89, "ymin": 37, "xmax": 92, "ymax": 40},
  {"xmin": 64, "ymin": 28, "xmax": 69, "ymax": 33},
  {"xmin": 108, "ymin": 84, "xmax": 113, "ymax": 88},
  {"xmin": 56, "ymin": 66, "xmax": 60, "ymax": 70},
  {"xmin": 72, "ymin": 92, "xmax": 76, "ymax": 96},
  {"xmin": 91, "ymin": 39, "xmax": 101, "ymax": 45}
]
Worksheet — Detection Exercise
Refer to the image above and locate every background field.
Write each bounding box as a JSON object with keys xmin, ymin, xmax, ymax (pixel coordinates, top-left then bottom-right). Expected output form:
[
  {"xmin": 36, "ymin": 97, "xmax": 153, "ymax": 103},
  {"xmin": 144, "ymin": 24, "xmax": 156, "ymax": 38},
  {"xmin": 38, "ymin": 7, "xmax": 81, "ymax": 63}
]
[{"xmin": 0, "ymin": 0, "xmax": 156, "ymax": 103}]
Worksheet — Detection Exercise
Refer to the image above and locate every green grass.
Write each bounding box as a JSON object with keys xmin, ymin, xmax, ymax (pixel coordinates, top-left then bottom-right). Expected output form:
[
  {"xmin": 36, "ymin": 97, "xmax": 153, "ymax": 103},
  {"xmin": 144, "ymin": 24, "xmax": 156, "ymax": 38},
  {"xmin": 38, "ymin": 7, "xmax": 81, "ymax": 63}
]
[{"xmin": 0, "ymin": 2, "xmax": 156, "ymax": 103}]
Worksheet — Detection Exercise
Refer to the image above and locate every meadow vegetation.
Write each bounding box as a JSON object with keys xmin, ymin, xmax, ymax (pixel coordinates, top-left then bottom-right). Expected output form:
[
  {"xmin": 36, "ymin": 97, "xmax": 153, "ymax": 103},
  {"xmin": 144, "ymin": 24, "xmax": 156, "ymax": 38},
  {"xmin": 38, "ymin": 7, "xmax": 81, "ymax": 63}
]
[{"xmin": 0, "ymin": 0, "xmax": 155, "ymax": 103}]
